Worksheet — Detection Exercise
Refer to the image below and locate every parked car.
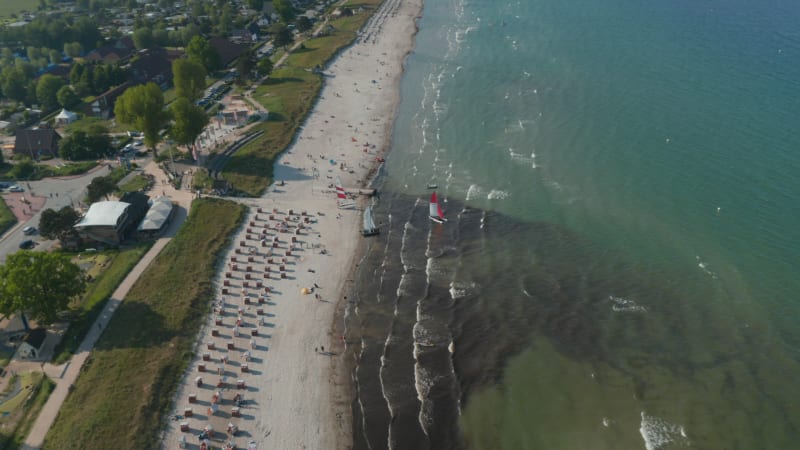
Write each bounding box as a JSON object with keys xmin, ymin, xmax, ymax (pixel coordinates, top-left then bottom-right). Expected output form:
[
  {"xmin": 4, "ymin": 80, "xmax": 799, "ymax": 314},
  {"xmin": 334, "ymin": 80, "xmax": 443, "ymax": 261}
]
[
  {"xmin": 8, "ymin": 185, "xmax": 24, "ymax": 192},
  {"xmin": 23, "ymin": 226, "xmax": 36, "ymax": 235},
  {"xmin": 19, "ymin": 239, "xmax": 35, "ymax": 249}
]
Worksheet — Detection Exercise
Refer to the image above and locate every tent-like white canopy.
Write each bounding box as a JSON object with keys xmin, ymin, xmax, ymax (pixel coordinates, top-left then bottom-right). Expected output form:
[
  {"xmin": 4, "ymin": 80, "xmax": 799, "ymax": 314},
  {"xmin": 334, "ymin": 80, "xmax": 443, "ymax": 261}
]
[
  {"xmin": 75, "ymin": 201, "xmax": 130, "ymax": 228},
  {"xmin": 138, "ymin": 196, "xmax": 174, "ymax": 231},
  {"xmin": 55, "ymin": 109, "xmax": 77, "ymax": 124}
]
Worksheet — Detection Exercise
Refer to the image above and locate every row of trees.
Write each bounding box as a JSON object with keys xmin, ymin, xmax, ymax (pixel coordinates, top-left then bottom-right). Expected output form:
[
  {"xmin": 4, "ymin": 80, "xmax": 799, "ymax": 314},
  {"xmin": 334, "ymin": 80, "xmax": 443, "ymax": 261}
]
[
  {"xmin": 0, "ymin": 68, "xmax": 73, "ymax": 110},
  {"xmin": 69, "ymin": 62, "xmax": 127, "ymax": 97},
  {"xmin": 0, "ymin": 15, "xmax": 102, "ymax": 54},
  {"xmin": 59, "ymin": 125, "xmax": 112, "ymax": 160},
  {"xmin": 113, "ymin": 54, "xmax": 211, "ymax": 157}
]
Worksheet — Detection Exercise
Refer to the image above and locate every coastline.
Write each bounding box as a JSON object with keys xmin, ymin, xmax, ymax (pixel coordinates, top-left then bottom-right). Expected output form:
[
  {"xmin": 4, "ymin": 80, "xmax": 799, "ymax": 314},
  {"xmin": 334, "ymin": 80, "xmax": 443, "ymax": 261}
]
[{"xmin": 160, "ymin": 0, "xmax": 424, "ymax": 448}]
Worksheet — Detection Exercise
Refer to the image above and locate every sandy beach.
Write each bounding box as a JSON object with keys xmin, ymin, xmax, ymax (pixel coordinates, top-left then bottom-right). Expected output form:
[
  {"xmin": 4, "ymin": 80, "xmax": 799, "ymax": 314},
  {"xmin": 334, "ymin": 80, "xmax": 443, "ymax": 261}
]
[{"xmin": 160, "ymin": 0, "xmax": 423, "ymax": 448}]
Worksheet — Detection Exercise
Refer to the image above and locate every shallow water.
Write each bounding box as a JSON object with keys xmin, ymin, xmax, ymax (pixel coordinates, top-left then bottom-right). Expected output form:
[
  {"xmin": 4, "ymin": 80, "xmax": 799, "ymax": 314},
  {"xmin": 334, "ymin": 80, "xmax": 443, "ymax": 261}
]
[{"xmin": 346, "ymin": 0, "xmax": 800, "ymax": 448}]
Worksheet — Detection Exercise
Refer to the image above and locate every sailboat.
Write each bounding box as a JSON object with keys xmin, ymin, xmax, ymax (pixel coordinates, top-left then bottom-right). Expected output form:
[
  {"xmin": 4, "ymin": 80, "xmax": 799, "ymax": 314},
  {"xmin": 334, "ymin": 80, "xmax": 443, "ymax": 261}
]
[
  {"xmin": 429, "ymin": 192, "xmax": 446, "ymax": 223},
  {"xmin": 362, "ymin": 205, "xmax": 380, "ymax": 236},
  {"xmin": 336, "ymin": 177, "xmax": 355, "ymax": 209}
]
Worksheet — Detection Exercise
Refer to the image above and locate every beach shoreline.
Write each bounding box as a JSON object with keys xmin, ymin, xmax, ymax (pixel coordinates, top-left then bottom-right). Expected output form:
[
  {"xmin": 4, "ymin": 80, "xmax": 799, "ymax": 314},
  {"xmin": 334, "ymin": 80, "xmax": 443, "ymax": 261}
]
[{"xmin": 160, "ymin": 0, "xmax": 424, "ymax": 448}]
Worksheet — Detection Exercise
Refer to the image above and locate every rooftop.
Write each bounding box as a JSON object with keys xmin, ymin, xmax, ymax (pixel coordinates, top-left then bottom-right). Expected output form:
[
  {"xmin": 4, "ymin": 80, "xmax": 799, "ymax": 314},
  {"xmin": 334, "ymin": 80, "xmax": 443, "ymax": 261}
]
[{"xmin": 75, "ymin": 201, "xmax": 130, "ymax": 228}]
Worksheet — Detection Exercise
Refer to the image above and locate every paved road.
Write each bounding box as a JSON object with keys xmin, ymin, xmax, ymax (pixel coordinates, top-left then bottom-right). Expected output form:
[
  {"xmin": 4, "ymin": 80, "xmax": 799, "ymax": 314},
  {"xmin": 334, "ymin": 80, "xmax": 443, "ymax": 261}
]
[{"xmin": 0, "ymin": 164, "xmax": 112, "ymax": 264}]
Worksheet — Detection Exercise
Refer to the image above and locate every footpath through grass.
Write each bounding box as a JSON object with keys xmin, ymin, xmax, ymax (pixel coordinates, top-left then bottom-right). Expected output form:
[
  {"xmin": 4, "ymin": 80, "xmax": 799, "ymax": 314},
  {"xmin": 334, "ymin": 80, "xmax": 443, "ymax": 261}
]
[
  {"xmin": 221, "ymin": 0, "xmax": 383, "ymax": 196},
  {"xmin": 51, "ymin": 244, "xmax": 153, "ymax": 365},
  {"xmin": 44, "ymin": 198, "xmax": 246, "ymax": 450}
]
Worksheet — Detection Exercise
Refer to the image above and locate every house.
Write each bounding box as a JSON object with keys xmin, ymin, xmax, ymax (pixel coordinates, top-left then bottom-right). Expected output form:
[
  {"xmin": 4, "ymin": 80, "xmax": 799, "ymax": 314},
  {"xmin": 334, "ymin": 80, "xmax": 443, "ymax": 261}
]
[
  {"xmin": 18, "ymin": 329, "xmax": 47, "ymax": 359},
  {"xmin": 13, "ymin": 128, "xmax": 61, "ymax": 159},
  {"xmin": 74, "ymin": 201, "xmax": 133, "ymax": 245},
  {"xmin": 209, "ymin": 37, "xmax": 248, "ymax": 67},
  {"xmin": 55, "ymin": 109, "xmax": 78, "ymax": 126},
  {"xmin": 87, "ymin": 81, "xmax": 132, "ymax": 119},
  {"xmin": 137, "ymin": 195, "xmax": 175, "ymax": 238},
  {"xmin": 86, "ymin": 36, "xmax": 136, "ymax": 64},
  {"xmin": 231, "ymin": 29, "xmax": 254, "ymax": 44},
  {"xmin": 129, "ymin": 48, "xmax": 181, "ymax": 88}
]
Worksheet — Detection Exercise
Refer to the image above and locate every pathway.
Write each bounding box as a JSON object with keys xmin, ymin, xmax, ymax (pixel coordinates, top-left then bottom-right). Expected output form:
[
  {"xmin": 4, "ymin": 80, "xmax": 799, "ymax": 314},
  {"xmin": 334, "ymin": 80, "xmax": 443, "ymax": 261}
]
[{"xmin": 19, "ymin": 162, "xmax": 194, "ymax": 450}]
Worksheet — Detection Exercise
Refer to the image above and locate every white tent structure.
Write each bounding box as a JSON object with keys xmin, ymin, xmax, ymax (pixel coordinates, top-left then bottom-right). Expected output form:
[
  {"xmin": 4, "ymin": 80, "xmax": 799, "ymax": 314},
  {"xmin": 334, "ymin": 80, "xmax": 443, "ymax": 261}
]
[
  {"xmin": 55, "ymin": 109, "xmax": 78, "ymax": 125},
  {"xmin": 137, "ymin": 196, "xmax": 175, "ymax": 237}
]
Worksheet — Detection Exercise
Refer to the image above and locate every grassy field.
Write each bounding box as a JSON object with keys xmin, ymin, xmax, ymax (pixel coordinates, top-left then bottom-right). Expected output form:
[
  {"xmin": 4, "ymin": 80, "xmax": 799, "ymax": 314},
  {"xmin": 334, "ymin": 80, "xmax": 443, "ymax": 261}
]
[
  {"xmin": 117, "ymin": 174, "xmax": 151, "ymax": 193},
  {"xmin": 0, "ymin": 196, "xmax": 16, "ymax": 236},
  {"xmin": 221, "ymin": 0, "xmax": 383, "ymax": 196},
  {"xmin": 51, "ymin": 244, "xmax": 153, "ymax": 365},
  {"xmin": 44, "ymin": 198, "xmax": 246, "ymax": 450},
  {"xmin": 0, "ymin": 161, "xmax": 97, "ymax": 181},
  {"xmin": 0, "ymin": 372, "xmax": 56, "ymax": 450},
  {"xmin": 0, "ymin": 0, "xmax": 37, "ymax": 19}
]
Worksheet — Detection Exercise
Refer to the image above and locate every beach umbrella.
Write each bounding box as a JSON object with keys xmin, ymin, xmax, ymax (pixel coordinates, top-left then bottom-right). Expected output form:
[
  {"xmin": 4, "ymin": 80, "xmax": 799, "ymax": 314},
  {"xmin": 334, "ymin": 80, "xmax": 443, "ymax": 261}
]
[{"xmin": 301, "ymin": 287, "xmax": 311, "ymax": 295}]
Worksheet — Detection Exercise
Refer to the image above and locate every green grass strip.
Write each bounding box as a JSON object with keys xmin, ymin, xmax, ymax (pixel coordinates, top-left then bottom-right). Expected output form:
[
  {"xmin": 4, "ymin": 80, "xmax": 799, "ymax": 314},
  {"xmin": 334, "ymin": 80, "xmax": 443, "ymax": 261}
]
[
  {"xmin": 51, "ymin": 244, "xmax": 153, "ymax": 365},
  {"xmin": 44, "ymin": 198, "xmax": 246, "ymax": 450},
  {"xmin": 221, "ymin": 0, "xmax": 384, "ymax": 196}
]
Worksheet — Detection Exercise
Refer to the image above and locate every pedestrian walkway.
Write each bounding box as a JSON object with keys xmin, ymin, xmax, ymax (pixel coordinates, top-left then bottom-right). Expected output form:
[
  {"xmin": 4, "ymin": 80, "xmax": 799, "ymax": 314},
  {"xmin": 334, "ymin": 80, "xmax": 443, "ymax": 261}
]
[{"xmin": 21, "ymin": 163, "xmax": 193, "ymax": 449}]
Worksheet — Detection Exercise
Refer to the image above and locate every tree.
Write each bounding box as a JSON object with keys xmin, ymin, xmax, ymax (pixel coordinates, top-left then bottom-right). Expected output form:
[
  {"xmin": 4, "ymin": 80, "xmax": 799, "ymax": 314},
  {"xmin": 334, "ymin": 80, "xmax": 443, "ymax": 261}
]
[
  {"xmin": 57, "ymin": 85, "xmax": 80, "ymax": 109},
  {"xmin": 9, "ymin": 158, "xmax": 36, "ymax": 179},
  {"xmin": 86, "ymin": 175, "xmax": 117, "ymax": 203},
  {"xmin": 257, "ymin": 57, "xmax": 273, "ymax": 78},
  {"xmin": 295, "ymin": 16, "xmax": 312, "ymax": 33},
  {"xmin": 63, "ymin": 41, "xmax": 83, "ymax": 58},
  {"xmin": 172, "ymin": 59, "xmax": 207, "ymax": 101},
  {"xmin": 247, "ymin": 0, "xmax": 264, "ymax": 11},
  {"xmin": 36, "ymin": 74, "xmax": 65, "ymax": 110},
  {"xmin": 39, "ymin": 206, "xmax": 81, "ymax": 242},
  {"xmin": 235, "ymin": 49, "xmax": 257, "ymax": 82},
  {"xmin": 169, "ymin": 98, "xmax": 209, "ymax": 157},
  {"xmin": 273, "ymin": 25, "xmax": 294, "ymax": 49},
  {"xmin": 132, "ymin": 27, "xmax": 155, "ymax": 50},
  {"xmin": 186, "ymin": 36, "xmax": 222, "ymax": 72},
  {"xmin": 59, "ymin": 127, "xmax": 110, "ymax": 160},
  {"xmin": 272, "ymin": 0, "xmax": 295, "ymax": 22},
  {"xmin": 1, "ymin": 66, "xmax": 30, "ymax": 103},
  {"xmin": 0, "ymin": 251, "xmax": 85, "ymax": 326},
  {"xmin": 114, "ymin": 83, "xmax": 171, "ymax": 156}
]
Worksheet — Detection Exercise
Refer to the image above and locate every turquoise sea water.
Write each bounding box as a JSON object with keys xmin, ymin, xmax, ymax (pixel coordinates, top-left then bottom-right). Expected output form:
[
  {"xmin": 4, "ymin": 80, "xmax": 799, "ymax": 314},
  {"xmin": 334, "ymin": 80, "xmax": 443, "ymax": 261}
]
[{"xmin": 348, "ymin": 0, "xmax": 800, "ymax": 448}]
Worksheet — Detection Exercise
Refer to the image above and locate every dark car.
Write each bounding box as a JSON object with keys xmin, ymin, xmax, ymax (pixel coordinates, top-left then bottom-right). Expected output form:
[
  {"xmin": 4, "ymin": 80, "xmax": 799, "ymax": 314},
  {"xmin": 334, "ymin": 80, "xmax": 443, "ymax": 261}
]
[{"xmin": 19, "ymin": 239, "xmax": 35, "ymax": 249}]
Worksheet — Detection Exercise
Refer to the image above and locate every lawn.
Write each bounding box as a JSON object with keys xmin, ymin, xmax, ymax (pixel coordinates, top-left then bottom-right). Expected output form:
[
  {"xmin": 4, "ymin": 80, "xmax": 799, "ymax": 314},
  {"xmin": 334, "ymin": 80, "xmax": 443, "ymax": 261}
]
[
  {"xmin": 220, "ymin": 0, "xmax": 383, "ymax": 196},
  {"xmin": 0, "ymin": 196, "xmax": 16, "ymax": 236},
  {"xmin": 0, "ymin": 161, "xmax": 97, "ymax": 181},
  {"xmin": 51, "ymin": 244, "xmax": 153, "ymax": 365},
  {"xmin": 117, "ymin": 174, "xmax": 151, "ymax": 193},
  {"xmin": 44, "ymin": 198, "xmax": 246, "ymax": 450},
  {"xmin": 0, "ymin": 371, "xmax": 56, "ymax": 450},
  {"xmin": 0, "ymin": 0, "xmax": 37, "ymax": 19}
]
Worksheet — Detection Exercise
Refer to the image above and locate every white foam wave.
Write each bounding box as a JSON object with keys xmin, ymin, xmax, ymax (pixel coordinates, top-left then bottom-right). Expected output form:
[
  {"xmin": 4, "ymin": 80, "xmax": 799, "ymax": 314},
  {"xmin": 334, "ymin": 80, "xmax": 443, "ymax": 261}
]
[
  {"xmin": 695, "ymin": 255, "xmax": 718, "ymax": 279},
  {"xmin": 449, "ymin": 281, "xmax": 475, "ymax": 300},
  {"xmin": 508, "ymin": 147, "xmax": 538, "ymax": 168},
  {"xmin": 487, "ymin": 190, "xmax": 509, "ymax": 200},
  {"xmin": 466, "ymin": 184, "xmax": 482, "ymax": 201},
  {"xmin": 610, "ymin": 296, "xmax": 647, "ymax": 313},
  {"xmin": 415, "ymin": 362, "xmax": 434, "ymax": 435},
  {"xmin": 639, "ymin": 412, "xmax": 690, "ymax": 450}
]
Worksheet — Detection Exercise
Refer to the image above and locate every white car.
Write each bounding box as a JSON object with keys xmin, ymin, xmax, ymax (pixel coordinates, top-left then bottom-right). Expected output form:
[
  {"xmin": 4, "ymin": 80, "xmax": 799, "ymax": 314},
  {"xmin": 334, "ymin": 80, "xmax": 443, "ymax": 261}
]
[
  {"xmin": 8, "ymin": 185, "xmax": 24, "ymax": 192},
  {"xmin": 23, "ymin": 226, "xmax": 36, "ymax": 235}
]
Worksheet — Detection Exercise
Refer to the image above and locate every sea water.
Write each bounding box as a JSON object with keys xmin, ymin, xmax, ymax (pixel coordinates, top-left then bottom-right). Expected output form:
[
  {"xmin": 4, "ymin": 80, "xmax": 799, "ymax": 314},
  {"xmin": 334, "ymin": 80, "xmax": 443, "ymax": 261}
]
[{"xmin": 346, "ymin": 0, "xmax": 800, "ymax": 448}]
